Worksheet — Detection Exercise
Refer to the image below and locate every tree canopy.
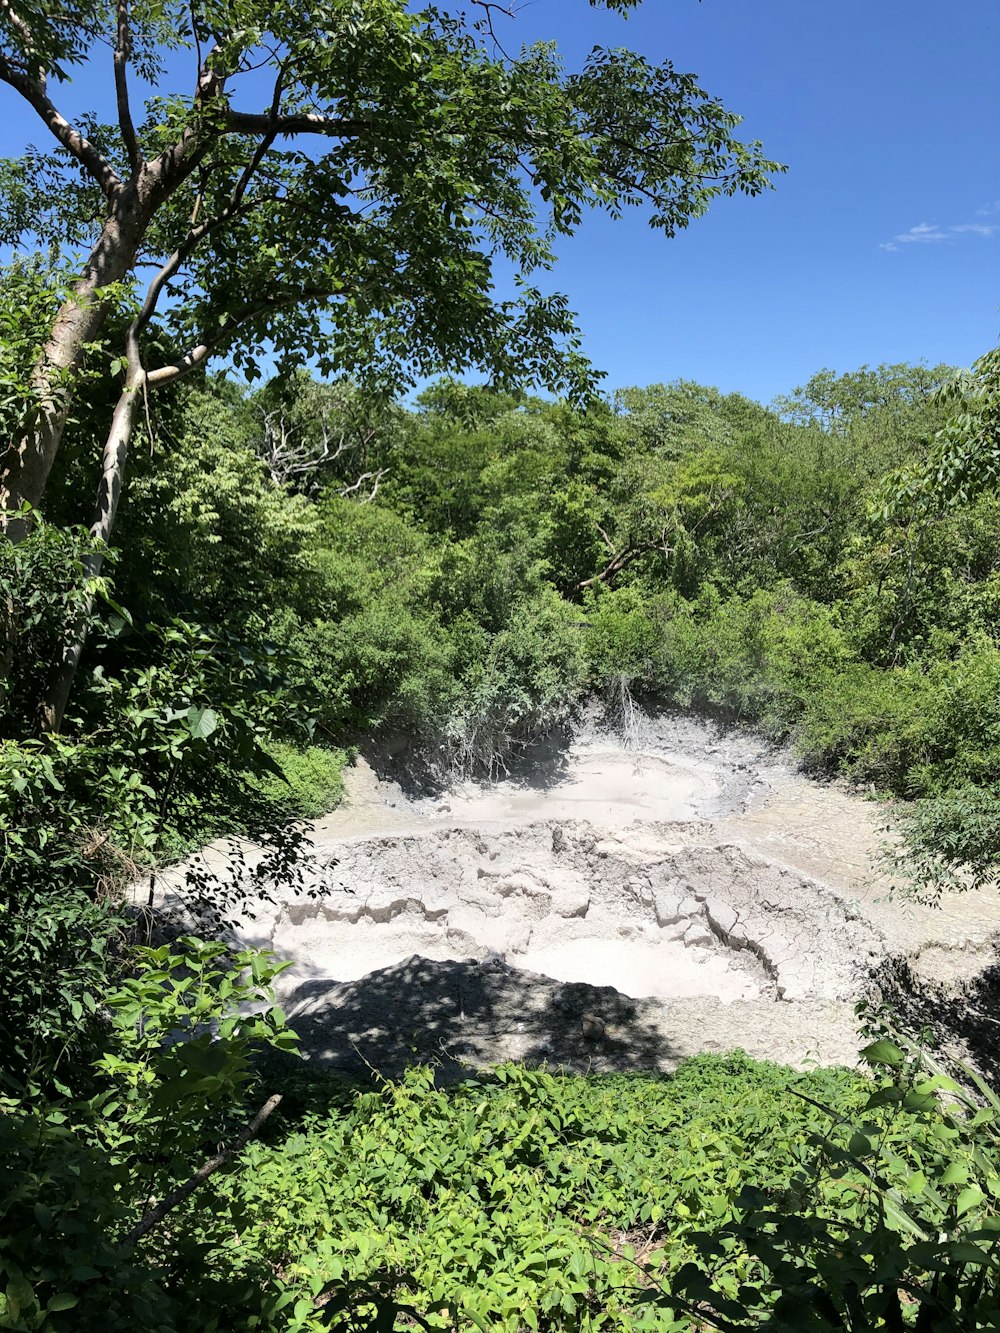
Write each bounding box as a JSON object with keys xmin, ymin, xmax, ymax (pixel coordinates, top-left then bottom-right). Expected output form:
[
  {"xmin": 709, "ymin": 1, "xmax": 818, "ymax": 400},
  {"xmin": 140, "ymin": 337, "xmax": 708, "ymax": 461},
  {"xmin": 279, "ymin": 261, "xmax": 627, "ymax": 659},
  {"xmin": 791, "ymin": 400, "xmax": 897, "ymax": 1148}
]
[{"xmin": 0, "ymin": 0, "xmax": 781, "ymax": 518}]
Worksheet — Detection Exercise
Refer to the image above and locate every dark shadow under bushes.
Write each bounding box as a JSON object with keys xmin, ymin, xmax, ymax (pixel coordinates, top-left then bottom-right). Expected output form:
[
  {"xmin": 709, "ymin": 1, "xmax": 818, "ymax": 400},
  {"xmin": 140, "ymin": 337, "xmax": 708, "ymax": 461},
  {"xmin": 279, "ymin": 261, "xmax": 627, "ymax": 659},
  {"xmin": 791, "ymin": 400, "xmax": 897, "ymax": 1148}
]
[
  {"xmin": 872, "ymin": 950, "xmax": 1000, "ymax": 1088},
  {"xmin": 280, "ymin": 954, "xmax": 680, "ymax": 1082}
]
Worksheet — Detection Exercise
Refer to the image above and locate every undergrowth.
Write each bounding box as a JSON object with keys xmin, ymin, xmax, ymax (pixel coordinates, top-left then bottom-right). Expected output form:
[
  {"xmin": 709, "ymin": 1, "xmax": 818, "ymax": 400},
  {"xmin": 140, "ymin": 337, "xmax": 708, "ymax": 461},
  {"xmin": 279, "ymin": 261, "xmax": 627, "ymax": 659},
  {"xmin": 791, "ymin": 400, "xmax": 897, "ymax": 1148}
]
[{"xmin": 181, "ymin": 1042, "xmax": 1000, "ymax": 1331}]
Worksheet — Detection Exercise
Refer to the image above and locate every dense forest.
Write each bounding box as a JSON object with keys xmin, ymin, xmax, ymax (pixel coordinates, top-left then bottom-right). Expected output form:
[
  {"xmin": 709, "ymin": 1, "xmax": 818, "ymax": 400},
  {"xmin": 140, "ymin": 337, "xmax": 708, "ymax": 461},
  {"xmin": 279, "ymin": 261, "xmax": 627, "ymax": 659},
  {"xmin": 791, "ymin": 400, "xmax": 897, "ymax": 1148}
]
[{"xmin": 3, "ymin": 0, "xmax": 1000, "ymax": 1327}]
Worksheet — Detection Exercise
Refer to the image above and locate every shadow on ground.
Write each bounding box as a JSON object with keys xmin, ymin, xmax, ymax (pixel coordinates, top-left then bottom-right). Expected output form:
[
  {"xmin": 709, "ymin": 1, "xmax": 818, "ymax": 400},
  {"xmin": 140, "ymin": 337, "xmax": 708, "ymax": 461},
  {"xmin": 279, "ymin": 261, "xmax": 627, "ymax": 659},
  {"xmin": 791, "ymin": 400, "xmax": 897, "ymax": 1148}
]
[
  {"xmin": 358, "ymin": 725, "xmax": 576, "ymax": 799},
  {"xmin": 873, "ymin": 952, "xmax": 1000, "ymax": 1086},
  {"xmin": 282, "ymin": 954, "xmax": 679, "ymax": 1082}
]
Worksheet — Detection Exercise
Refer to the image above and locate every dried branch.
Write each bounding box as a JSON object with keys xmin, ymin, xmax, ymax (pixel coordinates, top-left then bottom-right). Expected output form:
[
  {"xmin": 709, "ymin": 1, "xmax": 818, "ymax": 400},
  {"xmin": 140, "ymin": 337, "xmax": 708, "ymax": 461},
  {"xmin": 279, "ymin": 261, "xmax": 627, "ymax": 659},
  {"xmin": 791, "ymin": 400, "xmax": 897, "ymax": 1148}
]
[
  {"xmin": 123, "ymin": 1094, "xmax": 282, "ymax": 1246},
  {"xmin": 254, "ymin": 403, "xmax": 383, "ymax": 497},
  {"xmin": 338, "ymin": 467, "xmax": 388, "ymax": 503}
]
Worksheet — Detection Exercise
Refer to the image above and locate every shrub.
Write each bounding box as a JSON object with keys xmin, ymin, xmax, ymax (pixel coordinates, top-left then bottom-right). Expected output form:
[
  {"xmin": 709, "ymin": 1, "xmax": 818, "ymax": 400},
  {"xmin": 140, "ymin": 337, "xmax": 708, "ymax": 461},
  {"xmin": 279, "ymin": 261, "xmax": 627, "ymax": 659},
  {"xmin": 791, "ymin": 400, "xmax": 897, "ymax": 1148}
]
[
  {"xmin": 252, "ymin": 742, "xmax": 351, "ymax": 820},
  {"xmin": 444, "ymin": 589, "xmax": 587, "ymax": 775}
]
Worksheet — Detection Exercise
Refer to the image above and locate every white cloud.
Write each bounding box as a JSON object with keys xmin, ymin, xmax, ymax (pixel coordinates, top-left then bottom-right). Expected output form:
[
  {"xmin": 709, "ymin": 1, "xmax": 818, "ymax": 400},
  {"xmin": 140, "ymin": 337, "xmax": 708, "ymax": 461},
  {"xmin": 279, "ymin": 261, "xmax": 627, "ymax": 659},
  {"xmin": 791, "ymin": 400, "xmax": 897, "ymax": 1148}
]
[
  {"xmin": 880, "ymin": 210, "xmax": 999, "ymax": 251},
  {"xmin": 879, "ymin": 221, "xmax": 948, "ymax": 251},
  {"xmin": 951, "ymin": 222, "xmax": 999, "ymax": 237}
]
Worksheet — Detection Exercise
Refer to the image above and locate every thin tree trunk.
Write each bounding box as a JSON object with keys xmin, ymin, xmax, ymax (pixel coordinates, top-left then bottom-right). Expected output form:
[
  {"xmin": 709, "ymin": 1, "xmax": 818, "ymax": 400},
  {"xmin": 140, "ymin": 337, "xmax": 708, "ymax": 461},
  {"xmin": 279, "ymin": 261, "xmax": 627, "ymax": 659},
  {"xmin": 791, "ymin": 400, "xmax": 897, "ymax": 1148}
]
[{"xmin": 39, "ymin": 352, "xmax": 145, "ymax": 732}]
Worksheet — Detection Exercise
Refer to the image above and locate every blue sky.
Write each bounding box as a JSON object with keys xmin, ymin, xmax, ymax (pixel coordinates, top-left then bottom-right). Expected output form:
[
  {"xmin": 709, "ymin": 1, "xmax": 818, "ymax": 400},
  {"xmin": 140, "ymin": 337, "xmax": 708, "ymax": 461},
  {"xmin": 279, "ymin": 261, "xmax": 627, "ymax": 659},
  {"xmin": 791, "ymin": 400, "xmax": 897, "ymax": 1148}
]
[
  {"xmin": 1, "ymin": 0, "xmax": 997, "ymax": 403},
  {"xmin": 516, "ymin": 0, "xmax": 1000, "ymax": 401}
]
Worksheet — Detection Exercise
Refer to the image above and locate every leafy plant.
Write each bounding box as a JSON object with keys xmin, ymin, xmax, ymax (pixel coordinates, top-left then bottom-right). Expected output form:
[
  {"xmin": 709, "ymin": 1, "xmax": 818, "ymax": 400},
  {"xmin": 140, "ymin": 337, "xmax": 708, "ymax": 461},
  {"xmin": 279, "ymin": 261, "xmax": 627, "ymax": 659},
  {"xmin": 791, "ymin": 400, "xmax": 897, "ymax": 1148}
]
[{"xmin": 0, "ymin": 938, "xmax": 296, "ymax": 1331}]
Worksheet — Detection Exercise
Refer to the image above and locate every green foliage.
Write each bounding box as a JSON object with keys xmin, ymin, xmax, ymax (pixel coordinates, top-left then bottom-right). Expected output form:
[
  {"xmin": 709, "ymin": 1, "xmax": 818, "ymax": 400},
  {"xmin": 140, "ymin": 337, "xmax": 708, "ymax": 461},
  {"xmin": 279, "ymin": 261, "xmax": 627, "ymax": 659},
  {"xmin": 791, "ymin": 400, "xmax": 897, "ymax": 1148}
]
[
  {"xmin": 0, "ymin": 258, "xmax": 66, "ymax": 438},
  {"xmin": 876, "ymin": 348, "xmax": 1000, "ymax": 521},
  {"xmin": 651, "ymin": 1028, "xmax": 1000, "ymax": 1329},
  {"xmin": 0, "ymin": 938, "xmax": 296, "ymax": 1331},
  {"xmin": 443, "ymin": 589, "xmax": 586, "ymax": 775},
  {"xmin": 0, "ymin": 0, "xmax": 782, "ymax": 417},
  {"xmin": 0, "ymin": 727, "xmax": 152, "ymax": 1093},
  {"xmin": 0, "ymin": 511, "xmax": 110, "ymax": 729},
  {"xmin": 889, "ymin": 786, "xmax": 1000, "ymax": 900},
  {"xmin": 252, "ymin": 743, "xmax": 352, "ymax": 822},
  {"xmin": 584, "ymin": 585, "xmax": 666, "ymax": 709},
  {"xmin": 154, "ymin": 1031, "xmax": 1000, "ymax": 1331},
  {"xmin": 199, "ymin": 1053, "xmax": 864, "ymax": 1331},
  {"xmin": 116, "ymin": 383, "xmax": 316, "ymax": 624}
]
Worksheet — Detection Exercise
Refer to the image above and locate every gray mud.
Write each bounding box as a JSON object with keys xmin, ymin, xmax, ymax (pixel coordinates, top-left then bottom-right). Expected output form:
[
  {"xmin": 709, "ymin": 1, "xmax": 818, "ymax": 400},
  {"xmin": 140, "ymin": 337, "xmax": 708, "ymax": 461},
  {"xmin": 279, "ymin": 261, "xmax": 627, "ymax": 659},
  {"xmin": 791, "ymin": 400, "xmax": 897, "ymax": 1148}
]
[{"xmin": 219, "ymin": 710, "xmax": 1000, "ymax": 1078}]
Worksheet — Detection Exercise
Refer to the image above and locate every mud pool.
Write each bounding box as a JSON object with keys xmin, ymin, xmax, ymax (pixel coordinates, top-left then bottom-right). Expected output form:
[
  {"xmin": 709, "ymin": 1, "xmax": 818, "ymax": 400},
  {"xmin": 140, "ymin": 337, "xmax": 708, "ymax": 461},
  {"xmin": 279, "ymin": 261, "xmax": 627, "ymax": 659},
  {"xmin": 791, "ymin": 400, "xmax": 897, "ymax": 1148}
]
[{"xmin": 209, "ymin": 712, "xmax": 1000, "ymax": 1077}]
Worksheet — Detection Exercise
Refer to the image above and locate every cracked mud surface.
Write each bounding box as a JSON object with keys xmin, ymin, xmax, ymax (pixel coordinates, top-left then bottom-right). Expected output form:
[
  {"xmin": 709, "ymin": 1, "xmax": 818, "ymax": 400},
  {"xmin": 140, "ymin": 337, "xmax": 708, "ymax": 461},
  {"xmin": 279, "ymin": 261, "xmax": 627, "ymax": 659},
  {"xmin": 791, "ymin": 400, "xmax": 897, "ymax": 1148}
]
[{"xmin": 227, "ymin": 712, "xmax": 1000, "ymax": 1078}]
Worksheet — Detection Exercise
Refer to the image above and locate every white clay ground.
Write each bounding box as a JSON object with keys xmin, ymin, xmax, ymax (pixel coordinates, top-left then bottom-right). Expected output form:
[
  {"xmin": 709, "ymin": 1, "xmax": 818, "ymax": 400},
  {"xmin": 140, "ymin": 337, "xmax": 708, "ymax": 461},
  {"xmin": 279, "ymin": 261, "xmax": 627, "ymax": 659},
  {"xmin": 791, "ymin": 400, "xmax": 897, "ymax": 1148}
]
[{"xmin": 172, "ymin": 712, "xmax": 1000, "ymax": 1077}]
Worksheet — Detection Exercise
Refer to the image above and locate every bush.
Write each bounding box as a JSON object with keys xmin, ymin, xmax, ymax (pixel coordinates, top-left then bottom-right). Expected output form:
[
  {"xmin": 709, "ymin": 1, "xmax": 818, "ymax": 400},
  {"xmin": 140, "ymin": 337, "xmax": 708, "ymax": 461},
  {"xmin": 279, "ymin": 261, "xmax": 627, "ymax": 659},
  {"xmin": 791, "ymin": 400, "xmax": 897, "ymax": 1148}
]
[
  {"xmin": 444, "ymin": 589, "xmax": 587, "ymax": 775},
  {"xmin": 204, "ymin": 1054, "xmax": 867, "ymax": 1332},
  {"xmin": 0, "ymin": 939, "xmax": 297, "ymax": 1331},
  {"xmin": 656, "ymin": 585, "xmax": 850, "ymax": 734},
  {"xmin": 584, "ymin": 585, "xmax": 664, "ymax": 692},
  {"xmin": 291, "ymin": 598, "xmax": 456, "ymax": 736},
  {"xmin": 193, "ymin": 1032, "xmax": 1000, "ymax": 1330},
  {"xmin": 252, "ymin": 742, "xmax": 351, "ymax": 820}
]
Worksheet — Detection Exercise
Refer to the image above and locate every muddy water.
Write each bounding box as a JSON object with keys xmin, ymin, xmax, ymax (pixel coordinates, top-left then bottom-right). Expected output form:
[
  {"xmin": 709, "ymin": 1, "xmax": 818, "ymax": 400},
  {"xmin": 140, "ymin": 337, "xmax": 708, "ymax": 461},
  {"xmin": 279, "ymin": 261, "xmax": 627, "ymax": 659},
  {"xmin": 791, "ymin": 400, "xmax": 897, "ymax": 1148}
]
[{"xmin": 228, "ymin": 713, "xmax": 1000, "ymax": 1076}]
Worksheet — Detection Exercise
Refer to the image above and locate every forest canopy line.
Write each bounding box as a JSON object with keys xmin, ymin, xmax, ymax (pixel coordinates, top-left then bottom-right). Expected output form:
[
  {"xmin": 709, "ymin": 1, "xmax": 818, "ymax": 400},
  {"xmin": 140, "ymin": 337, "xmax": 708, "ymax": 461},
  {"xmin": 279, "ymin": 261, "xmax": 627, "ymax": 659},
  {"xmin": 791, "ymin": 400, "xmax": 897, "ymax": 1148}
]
[{"xmin": 4, "ymin": 0, "xmax": 1000, "ymax": 1327}]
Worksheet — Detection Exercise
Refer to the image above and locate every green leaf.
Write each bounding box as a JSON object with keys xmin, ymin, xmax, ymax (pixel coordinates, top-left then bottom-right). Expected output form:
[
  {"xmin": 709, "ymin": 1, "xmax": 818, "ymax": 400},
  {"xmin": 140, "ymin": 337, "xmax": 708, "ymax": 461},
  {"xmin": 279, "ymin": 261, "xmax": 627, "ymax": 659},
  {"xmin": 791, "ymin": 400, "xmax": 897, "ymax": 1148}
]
[
  {"xmin": 186, "ymin": 706, "xmax": 218, "ymax": 739},
  {"xmin": 46, "ymin": 1293, "xmax": 79, "ymax": 1312},
  {"xmin": 957, "ymin": 1184, "xmax": 985, "ymax": 1217},
  {"xmin": 860, "ymin": 1040, "xmax": 904, "ymax": 1068},
  {"xmin": 940, "ymin": 1163, "xmax": 969, "ymax": 1187}
]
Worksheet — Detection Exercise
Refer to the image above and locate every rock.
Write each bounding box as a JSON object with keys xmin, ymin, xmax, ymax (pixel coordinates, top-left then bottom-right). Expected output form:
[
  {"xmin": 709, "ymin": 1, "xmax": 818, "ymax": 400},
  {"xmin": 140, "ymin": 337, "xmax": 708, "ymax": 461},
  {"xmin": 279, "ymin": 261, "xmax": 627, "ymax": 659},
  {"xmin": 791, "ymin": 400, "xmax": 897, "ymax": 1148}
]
[
  {"xmin": 683, "ymin": 921, "xmax": 714, "ymax": 949},
  {"xmin": 581, "ymin": 1013, "xmax": 607, "ymax": 1041},
  {"xmin": 555, "ymin": 891, "xmax": 591, "ymax": 919},
  {"xmin": 653, "ymin": 892, "xmax": 683, "ymax": 927},
  {"xmin": 594, "ymin": 839, "xmax": 619, "ymax": 858}
]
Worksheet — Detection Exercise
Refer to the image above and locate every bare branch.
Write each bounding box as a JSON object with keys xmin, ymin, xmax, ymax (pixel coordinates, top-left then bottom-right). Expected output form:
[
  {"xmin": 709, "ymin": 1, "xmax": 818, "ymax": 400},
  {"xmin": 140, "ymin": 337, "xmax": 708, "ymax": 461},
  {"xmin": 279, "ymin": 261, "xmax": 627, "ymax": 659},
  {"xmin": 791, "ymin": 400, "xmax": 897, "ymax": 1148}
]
[
  {"xmin": 133, "ymin": 111, "xmax": 282, "ymax": 346},
  {"xmin": 470, "ymin": 0, "xmax": 516, "ymax": 61},
  {"xmin": 256, "ymin": 407, "xmax": 354, "ymax": 488},
  {"xmin": 594, "ymin": 521, "xmax": 616, "ymax": 553},
  {"xmin": 114, "ymin": 0, "xmax": 142, "ymax": 173},
  {"xmin": 0, "ymin": 55, "xmax": 122, "ymax": 199},
  {"xmin": 338, "ymin": 467, "xmax": 388, "ymax": 503},
  {"xmin": 253, "ymin": 399, "xmax": 384, "ymax": 497},
  {"xmin": 124, "ymin": 1095, "xmax": 282, "ymax": 1247},
  {"xmin": 574, "ymin": 541, "xmax": 659, "ymax": 592}
]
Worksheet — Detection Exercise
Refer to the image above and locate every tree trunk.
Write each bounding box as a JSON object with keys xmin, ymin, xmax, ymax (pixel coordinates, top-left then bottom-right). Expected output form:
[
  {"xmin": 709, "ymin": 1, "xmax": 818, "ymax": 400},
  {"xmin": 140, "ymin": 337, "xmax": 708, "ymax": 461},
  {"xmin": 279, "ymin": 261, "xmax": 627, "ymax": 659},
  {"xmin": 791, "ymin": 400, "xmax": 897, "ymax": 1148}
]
[
  {"xmin": 0, "ymin": 194, "xmax": 147, "ymax": 541},
  {"xmin": 39, "ymin": 359, "xmax": 144, "ymax": 732}
]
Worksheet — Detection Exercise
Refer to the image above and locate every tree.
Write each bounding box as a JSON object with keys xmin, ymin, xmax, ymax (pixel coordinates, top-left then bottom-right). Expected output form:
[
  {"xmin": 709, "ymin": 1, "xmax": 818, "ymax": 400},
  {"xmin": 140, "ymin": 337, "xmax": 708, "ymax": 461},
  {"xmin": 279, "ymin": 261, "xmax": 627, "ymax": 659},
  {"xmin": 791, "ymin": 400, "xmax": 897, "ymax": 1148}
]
[
  {"xmin": 0, "ymin": 0, "xmax": 782, "ymax": 727},
  {"xmin": 774, "ymin": 363, "xmax": 956, "ymax": 434},
  {"xmin": 249, "ymin": 374, "xmax": 406, "ymax": 497}
]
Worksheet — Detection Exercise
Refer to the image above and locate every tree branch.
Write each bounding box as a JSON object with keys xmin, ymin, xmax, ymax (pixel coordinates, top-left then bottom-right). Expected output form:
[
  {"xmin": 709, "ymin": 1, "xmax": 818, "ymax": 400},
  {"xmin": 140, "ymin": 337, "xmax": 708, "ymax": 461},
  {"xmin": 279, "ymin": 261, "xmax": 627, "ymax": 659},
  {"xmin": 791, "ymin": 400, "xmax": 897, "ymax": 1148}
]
[
  {"xmin": 133, "ymin": 78, "xmax": 283, "ymax": 346},
  {"xmin": 145, "ymin": 284, "xmax": 343, "ymax": 388},
  {"xmin": 114, "ymin": 0, "xmax": 142, "ymax": 173},
  {"xmin": 574, "ymin": 541, "xmax": 658, "ymax": 592},
  {"xmin": 0, "ymin": 55, "xmax": 122, "ymax": 199},
  {"xmin": 338, "ymin": 468, "xmax": 388, "ymax": 503},
  {"xmin": 225, "ymin": 108, "xmax": 367, "ymax": 138},
  {"xmin": 0, "ymin": 0, "xmax": 37, "ymax": 68},
  {"xmin": 123, "ymin": 1094, "xmax": 282, "ymax": 1247}
]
